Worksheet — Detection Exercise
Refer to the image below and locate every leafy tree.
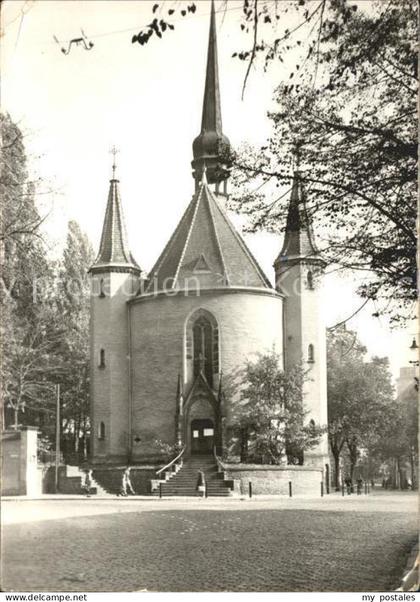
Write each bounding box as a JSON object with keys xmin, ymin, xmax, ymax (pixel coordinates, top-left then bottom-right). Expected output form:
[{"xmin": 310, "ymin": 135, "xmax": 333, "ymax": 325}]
[
  {"xmin": 372, "ymin": 376, "xmax": 418, "ymax": 489},
  {"xmin": 327, "ymin": 327, "xmax": 395, "ymax": 487},
  {"xmin": 0, "ymin": 113, "xmax": 45, "ymax": 249},
  {"xmin": 0, "ymin": 115, "xmax": 94, "ymax": 463},
  {"xmin": 56, "ymin": 221, "xmax": 94, "ymax": 459},
  {"xmin": 138, "ymin": 1, "xmax": 417, "ymax": 322},
  {"xmin": 0, "ymin": 113, "xmax": 62, "ymax": 431},
  {"xmin": 228, "ymin": 0, "xmax": 417, "ymax": 323},
  {"xmin": 3, "ymin": 312, "xmax": 64, "ymax": 430},
  {"xmin": 226, "ymin": 351, "xmax": 324, "ymax": 464}
]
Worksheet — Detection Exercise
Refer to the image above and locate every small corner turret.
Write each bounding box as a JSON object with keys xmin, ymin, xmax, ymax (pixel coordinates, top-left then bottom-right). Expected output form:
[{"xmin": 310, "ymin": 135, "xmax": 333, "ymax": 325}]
[{"xmin": 274, "ymin": 168, "xmax": 329, "ymax": 468}]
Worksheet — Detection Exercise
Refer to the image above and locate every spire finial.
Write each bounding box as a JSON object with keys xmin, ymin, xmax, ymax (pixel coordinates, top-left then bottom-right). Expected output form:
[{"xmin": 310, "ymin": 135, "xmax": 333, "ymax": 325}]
[{"xmin": 110, "ymin": 145, "xmax": 119, "ymax": 179}]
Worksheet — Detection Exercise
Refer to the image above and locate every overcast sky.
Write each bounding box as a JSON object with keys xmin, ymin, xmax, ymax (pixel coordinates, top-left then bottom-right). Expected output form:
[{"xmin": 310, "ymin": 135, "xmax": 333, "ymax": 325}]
[{"xmin": 1, "ymin": 0, "xmax": 415, "ymax": 380}]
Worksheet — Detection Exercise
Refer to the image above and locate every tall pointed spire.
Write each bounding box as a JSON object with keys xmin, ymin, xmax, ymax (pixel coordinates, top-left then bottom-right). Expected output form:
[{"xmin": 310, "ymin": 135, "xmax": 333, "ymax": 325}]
[
  {"xmin": 202, "ymin": 0, "xmax": 222, "ymax": 134},
  {"xmin": 192, "ymin": 0, "xmax": 231, "ymax": 186},
  {"xmin": 274, "ymin": 171, "xmax": 324, "ymax": 268},
  {"xmin": 89, "ymin": 162, "xmax": 140, "ymax": 274}
]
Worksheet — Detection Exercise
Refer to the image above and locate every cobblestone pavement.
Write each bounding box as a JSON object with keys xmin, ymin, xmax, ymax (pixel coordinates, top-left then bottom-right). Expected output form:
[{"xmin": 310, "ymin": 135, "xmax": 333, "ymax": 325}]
[{"xmin": 2, "ymin": 494, "xmax": 417, "ymax": 592}]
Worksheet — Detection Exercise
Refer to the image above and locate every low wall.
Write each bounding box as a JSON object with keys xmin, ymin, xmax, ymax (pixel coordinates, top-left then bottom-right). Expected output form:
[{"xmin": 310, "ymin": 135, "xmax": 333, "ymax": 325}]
[
  {"xmin": 222, "ymin": 463, "xmax": 323, "ymax": 496},
  {"xmin": 93, "ymin": 467, "xmax": 157, "ymax": 495}
]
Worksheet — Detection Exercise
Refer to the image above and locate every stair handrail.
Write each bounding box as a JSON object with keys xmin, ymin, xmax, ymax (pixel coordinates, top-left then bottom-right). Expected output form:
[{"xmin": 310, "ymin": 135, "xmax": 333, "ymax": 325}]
[
  {"xmin": 156, "ymin": 445, "xmax": 186, "ymax": 477},
  {"xmin": 213, "ymin": 445, "xmax": 226, "ymax": 471}
]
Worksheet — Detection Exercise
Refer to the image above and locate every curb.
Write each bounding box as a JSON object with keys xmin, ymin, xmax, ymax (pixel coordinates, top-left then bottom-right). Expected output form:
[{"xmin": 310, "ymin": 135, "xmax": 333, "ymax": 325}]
[{"xmin": 396, "ymin": 542, "xmax": 419, "ymax": 592}]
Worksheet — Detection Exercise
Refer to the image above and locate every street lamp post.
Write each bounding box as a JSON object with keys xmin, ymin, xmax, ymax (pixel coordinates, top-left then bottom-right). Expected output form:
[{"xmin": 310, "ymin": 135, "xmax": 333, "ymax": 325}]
[
  {"xmin": 55, "ymin": 384, "xmax": 61, "ymax": 493},
  {"xmin": 409, "ymin": 337, "xmax": 419, "ymax": 389}
]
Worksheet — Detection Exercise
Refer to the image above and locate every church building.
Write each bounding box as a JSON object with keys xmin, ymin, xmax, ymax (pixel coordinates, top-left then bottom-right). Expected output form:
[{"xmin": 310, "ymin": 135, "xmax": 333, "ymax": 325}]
[{"xmin": 88, "ymin": 2, "xmax": 329, "ymax": 476}]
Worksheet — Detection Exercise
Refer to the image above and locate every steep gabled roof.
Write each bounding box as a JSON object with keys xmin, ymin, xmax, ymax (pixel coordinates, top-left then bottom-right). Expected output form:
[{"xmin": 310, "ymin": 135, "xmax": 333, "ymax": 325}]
[
  {"xmin": 146, "ymin": 178, "xmax": 271, "ymax": 292},
  {"xmin": 90, "ymin": 178, "xmax": 140, "ymax": 274}
]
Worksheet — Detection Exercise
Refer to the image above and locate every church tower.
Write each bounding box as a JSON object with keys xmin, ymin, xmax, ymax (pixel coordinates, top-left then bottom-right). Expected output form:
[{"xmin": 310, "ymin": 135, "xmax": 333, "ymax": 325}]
[
  {"xmin": 274, "ymin": 171, "xmax": 329, "ymax": 467},
  {"xmin": 89, "ymin": 159, "xmax": 141, "ymax": 463}
]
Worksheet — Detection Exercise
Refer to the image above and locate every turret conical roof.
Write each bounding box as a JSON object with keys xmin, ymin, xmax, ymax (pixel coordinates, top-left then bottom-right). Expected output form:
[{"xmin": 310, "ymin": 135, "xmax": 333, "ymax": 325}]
[
  {"xmin": 274, "ymin": 171, "xmax": 324, "ymax": 268},
  {"xmin": 90, "ymin": 178, "xmax": 140, "ymax": 274}
]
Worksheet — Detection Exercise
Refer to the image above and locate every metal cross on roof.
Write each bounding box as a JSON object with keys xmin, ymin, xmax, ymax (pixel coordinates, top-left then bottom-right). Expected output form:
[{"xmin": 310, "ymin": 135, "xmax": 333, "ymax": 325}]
[{"xmin": 110, "ymin": 146, "xmax": 119, "ymax": 179}]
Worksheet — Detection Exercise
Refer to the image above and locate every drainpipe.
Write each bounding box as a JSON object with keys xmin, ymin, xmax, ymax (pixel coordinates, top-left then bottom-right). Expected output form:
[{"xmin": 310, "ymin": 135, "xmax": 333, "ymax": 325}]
[{"xmin": 127, "ymin": 302, "xmax": 133, "ymax": 464}]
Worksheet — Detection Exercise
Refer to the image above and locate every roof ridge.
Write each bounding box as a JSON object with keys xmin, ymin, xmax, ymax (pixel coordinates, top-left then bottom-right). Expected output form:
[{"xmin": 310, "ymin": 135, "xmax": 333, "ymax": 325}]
[
  {"xmin": 202, "ymin": 184, "xmax": 230, "ymax": 285},
  {"xmin": 207, "ymin": 185, "xmax": 272, "ymax": 288},
  {"xmin": 173, "ymin": 186, "xmax": 204, "ymax": 286},
  {"xmin": 145, "ymin": 195, "xmax": 197, "ymax": 292}
]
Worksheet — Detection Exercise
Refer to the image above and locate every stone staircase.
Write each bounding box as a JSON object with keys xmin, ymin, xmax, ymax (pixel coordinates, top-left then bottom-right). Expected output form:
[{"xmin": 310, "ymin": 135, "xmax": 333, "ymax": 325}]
[
  {"xmin": 155, "ymin": 454, "xmax": 233, "ymax": 497},
  {"xmin": 66, "ymin": 465, "xmax": 110, "ymax": 496}
]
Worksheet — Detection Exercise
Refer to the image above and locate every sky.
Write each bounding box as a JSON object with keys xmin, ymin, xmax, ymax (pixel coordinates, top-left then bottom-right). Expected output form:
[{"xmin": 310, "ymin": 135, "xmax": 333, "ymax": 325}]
[{"xmin": 1, "ymin": 0, "xmax": 416, "ymax": 380}]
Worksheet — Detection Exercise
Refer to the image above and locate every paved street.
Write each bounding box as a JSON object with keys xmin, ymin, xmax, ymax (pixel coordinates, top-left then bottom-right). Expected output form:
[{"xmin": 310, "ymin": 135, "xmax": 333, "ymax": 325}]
[{"xmin": 1, "ymin": 492, "xmax": 417, "ymax": 592}]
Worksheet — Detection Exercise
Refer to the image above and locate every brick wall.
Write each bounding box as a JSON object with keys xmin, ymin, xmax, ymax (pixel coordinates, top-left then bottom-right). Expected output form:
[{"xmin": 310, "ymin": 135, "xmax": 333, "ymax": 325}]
[
  {"xmin": 222, "ymin": 463, "xmax": 324, "ymax": 495},
  {"xmin": 129, "ymin": 289, "xmax": 284, "ymax": 460},
  {"xmin": 90, "ymin": 271, "xmax": 139, "ymax": 462},
  {"xmin": 276, "ymin": 262, "xmax": 329, "ymax": 464}
]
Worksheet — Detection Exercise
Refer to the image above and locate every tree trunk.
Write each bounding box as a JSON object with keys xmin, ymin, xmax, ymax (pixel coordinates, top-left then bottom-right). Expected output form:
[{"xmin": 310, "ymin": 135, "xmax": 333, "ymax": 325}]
[
  {"xmin": 347, "ymin": 438, "xmax": 358, "ymax": 485},
  {"xmin": 332, "ymin": 450, "xmax": 341, "ymax": 491},
  {"xmin": 329, "ymin": 432, "xmax": 345, "ymax": 491},
  {"xmin": 74, "ymin": 417, "xmax": 81, "ymax": 453},
  {"xmin": 13, "ymin": 407, "xmax": 18, "ymax": 430},
  {"xmin": 397, "ymin": 456, "xmax": 403, "ymax": 490},
  {"xmin": 82, "ymin": 415, "xmax": 88, "ymax": 460},
  {"xmin": 409, "ymin": 448, "xmax": 416, "ymax": 489},
  {"xmin": 240, "ymin": 426, "xmax": 248, "ymax": 462},
  {"xmin": 1, "ymin": 399, "xmax": 5, "ymax": 431}
]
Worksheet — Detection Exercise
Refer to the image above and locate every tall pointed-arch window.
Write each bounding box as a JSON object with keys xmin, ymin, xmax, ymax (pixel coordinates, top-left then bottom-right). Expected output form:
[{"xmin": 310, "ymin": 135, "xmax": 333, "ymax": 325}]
[{"xmin": 193, "ymin": 316, "xmax": 218, "ymax": 386}]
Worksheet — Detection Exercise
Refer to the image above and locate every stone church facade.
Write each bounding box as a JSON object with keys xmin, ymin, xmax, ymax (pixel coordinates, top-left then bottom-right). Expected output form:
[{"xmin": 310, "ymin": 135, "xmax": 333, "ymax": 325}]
[{"xmin": 89, "ymin": 2, "xmax": 329, "ymax": 472}]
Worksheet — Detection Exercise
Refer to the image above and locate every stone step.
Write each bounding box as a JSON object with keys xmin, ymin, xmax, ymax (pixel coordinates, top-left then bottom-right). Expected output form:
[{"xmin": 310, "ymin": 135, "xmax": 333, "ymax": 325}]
[
  {"xmin": 169, "ymin": 474, "xmax": 220, "ymax": 480},
  {"xmin": 160, "ymin": 488, "xmax": 231, "ymax": 494},
  {"xmin": 155, "ymin": 455, "xmax": 232, "ymax": 497},
  {"xmin": 157, "ymin": 491, "xmax": 230, "ymax": 498}
]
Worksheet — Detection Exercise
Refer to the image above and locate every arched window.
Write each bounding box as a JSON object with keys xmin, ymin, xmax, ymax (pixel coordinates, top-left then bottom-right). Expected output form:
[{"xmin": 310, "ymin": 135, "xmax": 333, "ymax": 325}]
[
  {"xmin": 186, "ymin": 309, "xmax": 219, "ymax": 387},
  {"xmin": 308, "ymin": 344, "xmax": 315, "ymax": 363},
  {"xmin": 193, "ymin": 316, "xmax": 215, "ymax": 386},
  {"xmin": 98, "ymin": 421, "xmax": 105, "ymax": 440},
  {"xmin": 99, "ymin": 349, "xmax": 105, "ymax": 368},
  {"xmin": 307, "ymin": 271, "xmax": 314, "ymax": 290},
  {"xmin": 99, "ymin": 278, "xmax": 106, "ymax": 298},
  {"xmin": 191, "ymin": 316, "xmax": 219, "ymax": 387}
]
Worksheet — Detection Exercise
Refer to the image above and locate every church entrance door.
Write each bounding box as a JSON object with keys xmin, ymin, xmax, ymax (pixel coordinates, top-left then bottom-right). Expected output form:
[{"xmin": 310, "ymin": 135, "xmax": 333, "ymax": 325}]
[{"xmin": 190, "ymin": 419, "xmax": 214, "ymax": 455}]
